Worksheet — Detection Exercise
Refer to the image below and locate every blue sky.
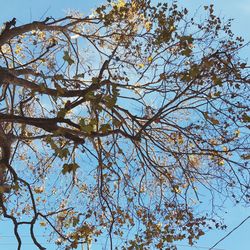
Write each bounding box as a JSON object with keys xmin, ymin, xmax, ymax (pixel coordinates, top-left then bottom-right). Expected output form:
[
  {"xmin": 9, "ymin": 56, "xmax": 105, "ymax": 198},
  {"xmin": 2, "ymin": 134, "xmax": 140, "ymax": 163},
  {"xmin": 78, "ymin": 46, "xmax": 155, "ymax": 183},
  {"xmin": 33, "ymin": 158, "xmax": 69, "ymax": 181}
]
[{"xmin": 0, "ymin": 0, "xmax": 249, "ymax": 249}]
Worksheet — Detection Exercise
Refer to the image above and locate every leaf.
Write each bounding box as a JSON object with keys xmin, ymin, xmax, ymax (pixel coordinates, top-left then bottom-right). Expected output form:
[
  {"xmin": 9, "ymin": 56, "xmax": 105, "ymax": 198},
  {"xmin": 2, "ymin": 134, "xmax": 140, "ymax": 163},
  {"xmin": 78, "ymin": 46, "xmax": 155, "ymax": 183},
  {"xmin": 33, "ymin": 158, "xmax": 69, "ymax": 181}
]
[
  {"xmin": 235, "ymin": 130, "xmax": 240, "ymax": 137},
  {"xmin": 70, "ymin": 241, "xmax": 78, "ymax": 249},
  {"xmin": 54, "ymin": 74, "xmax": 64, "ymax": 80},
  {"xmin": 241, "ymin": 154, "xmax": 250, "ymax": 160},
  {"xmin": 73, "ymin": 73, "xmax": 85, "ymax": 79},
  {"xmin": 210, "ymin": 117, "xmax": 220, "ymax": 125},
  {"xmin": 85, "ymin": 91, "xmax": 95, "ymax": 101},
  {"xmin": 145, "ymin": 21, "xmax": 152, "ymax": 32},
  {"xmin": 165, "ymin": 234, "xmax": 173, "ymax": 243},
  {"xmin": 147, "ymin": 56, "xmax": 153, "ymax": 63},
  {"xmin": 54, "ymin": 83, "xmax": 65, "ymax": 95},
  {"xmin": 0, "ymin": 183, "xmax": 12, "ymax": 193},
  {"xmin": 169, "ymin": 25, "xmax": 175, "ymax": 32},
  {"xmin": 40, "ymin": 221, "xmax": 47, "ymax": 227},
  {"xmin": 180, "ymin": 35, "xmax": 194, "ymax": 44},
  {"xmin": 159, "ymin": 73, "xmax": 166, "ymax": 80},
  {"xmin": 203, "ymin": 112, "xmax": 220, "ymax": 125},
  {"xmin": 218, "ymin": 160, "xmax": 224, "ymax": 166},
  {"xmin": 113, "ymin": 118, "xmax": 122, "ymax": 127},
  {"xmin": 242, "ymin": 113, "xmax": 250, "ymax": 123},
  {"xmin": 105, "ymin": 96, "xmax": 117, "ymax": 109},
  {"xmin": 72, "ymin": 217, "xmax": 80, "ymax": 227},
  {"xmin": 56, "ymin": 148, "xmax": 70, "ymax": 159},
  {"xmin": 80, "ymin": 124, "xmax": 93, "ymax": 134},
  {"xmin": 181, "ymin": 47, "xmax": 192, "ymax": 57},
  {"xmin": 62, "ymin": 163, "xmax": 79, "ymax": 175},
  {"xmin": 116, "ymin": 0, "xmax": 126, "ymax": 8},
  {"xmin": 138, "ymin": 63, "xmax": 145, "ymax": 68},
  {"xmin": 63, "ymin": 51, "xmax": 74, "ymax": 65},
  {"xmin": 92, "ymin": 77, "xmax": 99, "ymax": 84},
  {"xmin": 57, "ymin": 109, "xmax": 67, "ymax": 118},
  {"xmin": 100, "ymin": 124, "xmax": 111, "ymax": 133},
  {"xmin": 212, "ymin": 75, "xmax": 222, "ymax": 86},
  {"xmin": 240, "ymin": 63, "xmax": 247, "ymax": 69},
  {"xmin": 79, "ymin": 118, "xmax": 86, "ymax": 127},
  {"xmin": 34, "ymin": 187, "xmax": 44, "ymax": 194}
]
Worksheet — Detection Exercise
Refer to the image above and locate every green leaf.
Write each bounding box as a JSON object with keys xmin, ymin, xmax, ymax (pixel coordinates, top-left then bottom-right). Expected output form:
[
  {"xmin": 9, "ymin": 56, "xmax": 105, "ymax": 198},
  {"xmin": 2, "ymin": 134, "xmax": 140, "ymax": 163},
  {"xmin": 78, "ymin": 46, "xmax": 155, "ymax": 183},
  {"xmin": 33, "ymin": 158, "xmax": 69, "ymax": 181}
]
[
  {"xmin": 85, "ymin": 91, "xmax": 95, "ymax": 101},
  {"xmin": 105, "ymin": 96, "xmax": 117, "ymax": 109},
  {"xmin": 63, "ymin": 51, "xmax": 74, "ymax": 65},
  {"xmin": 79, "ymin": 118, "xmax": 86, "ymax": 127},
  {"xmin": 80, "ymin": 124, "xmax": 94, "ymax": 134},
  {"xmin": 100, "ymin": 124, "xmax": 111, "ymax": 133}
]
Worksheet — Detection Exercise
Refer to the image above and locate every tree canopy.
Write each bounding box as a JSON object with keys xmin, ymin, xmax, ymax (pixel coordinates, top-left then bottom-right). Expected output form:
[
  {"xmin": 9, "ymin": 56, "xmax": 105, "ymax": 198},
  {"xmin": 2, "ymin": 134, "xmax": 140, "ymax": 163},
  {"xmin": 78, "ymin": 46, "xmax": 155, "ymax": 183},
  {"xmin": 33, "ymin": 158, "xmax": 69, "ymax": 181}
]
[{"xmin": 0, "ymin": 1, "xmax": 249, "ymax": 249}]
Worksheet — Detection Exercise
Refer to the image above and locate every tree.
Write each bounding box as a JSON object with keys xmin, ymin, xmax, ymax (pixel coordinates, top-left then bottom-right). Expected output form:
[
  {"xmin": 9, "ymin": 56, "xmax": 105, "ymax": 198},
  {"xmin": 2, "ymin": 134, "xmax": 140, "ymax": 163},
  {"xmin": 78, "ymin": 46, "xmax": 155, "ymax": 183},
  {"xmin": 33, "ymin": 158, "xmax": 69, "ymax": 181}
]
[{"xmin": 0, "ymin": 1, "xmax": 249, "ymax": 249}]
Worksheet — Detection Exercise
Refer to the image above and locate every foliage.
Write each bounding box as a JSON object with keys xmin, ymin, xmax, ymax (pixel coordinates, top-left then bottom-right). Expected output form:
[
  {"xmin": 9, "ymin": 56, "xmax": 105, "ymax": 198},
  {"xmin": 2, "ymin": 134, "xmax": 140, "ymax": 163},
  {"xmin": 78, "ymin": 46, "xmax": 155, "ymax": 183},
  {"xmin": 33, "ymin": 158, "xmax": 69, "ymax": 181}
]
[{"xmin": 0, "ymin": 1, "xmax": 249, "ymax": 249}]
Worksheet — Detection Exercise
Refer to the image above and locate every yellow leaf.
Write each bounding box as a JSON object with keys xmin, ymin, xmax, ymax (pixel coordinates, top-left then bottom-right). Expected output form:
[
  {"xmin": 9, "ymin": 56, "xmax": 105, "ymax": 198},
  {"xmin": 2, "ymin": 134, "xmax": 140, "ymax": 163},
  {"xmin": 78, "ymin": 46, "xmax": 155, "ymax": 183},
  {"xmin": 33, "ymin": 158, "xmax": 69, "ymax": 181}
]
[
  {"xmin": 218, "ymin": 160, "xmax": 224, "ymax": 166},
  {"xmin": 114, "ymin": 0, "xmax": 125, "ymax": 8},
  {"xmin": 148, "ymin": 56, "xmax": 153, "ymax": 63},
  {"xmin": 169, "ymin": 26, "xmax": 175, "ymax": 32},
  {"xmin": 235, "ymin": 130, "xmax": 240, "ymax": 137},
  {"xmin": 173, "ymin": 186, "xmax": 181, "ymax": 194},
  {"xmin": 145, "ymin": 21, "xmax": 152, "ymax": 32}
]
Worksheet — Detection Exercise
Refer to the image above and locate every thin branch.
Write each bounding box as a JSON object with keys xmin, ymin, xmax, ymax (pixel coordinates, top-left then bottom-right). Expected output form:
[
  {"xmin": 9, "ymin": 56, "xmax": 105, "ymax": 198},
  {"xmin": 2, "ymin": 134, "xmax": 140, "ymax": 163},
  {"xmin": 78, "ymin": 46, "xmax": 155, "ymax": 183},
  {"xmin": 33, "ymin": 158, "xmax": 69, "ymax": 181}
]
[{"xmin": 209, "ymin": 216, "xmax": 250, "ymax": 250}]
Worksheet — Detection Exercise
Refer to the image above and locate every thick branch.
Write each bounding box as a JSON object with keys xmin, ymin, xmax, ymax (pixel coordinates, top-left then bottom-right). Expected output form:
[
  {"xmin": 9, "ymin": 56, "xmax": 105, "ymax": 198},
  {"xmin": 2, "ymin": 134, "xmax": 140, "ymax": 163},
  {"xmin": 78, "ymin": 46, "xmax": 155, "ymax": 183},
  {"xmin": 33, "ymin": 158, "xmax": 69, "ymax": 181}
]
[
  {"xmin": 0, "ymin": 21, "xmax": 63, "ymax": 46},
  {"xmin": 0, "ymin": 113, "xmax": 137, "ymax": 142},
  {"xmin": 0, "ymin": 67, "xmax": 103, "ymax": 98}
]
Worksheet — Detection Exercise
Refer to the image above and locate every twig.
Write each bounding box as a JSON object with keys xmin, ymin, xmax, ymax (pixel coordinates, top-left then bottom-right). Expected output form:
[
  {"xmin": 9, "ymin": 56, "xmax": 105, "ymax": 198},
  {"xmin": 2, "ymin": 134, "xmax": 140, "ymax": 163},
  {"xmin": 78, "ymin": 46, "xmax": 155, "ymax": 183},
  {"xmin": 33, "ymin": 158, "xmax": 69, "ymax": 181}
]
[{"xmin": 209, "ymin": 215, "xmax": 250, "ymax": 249}]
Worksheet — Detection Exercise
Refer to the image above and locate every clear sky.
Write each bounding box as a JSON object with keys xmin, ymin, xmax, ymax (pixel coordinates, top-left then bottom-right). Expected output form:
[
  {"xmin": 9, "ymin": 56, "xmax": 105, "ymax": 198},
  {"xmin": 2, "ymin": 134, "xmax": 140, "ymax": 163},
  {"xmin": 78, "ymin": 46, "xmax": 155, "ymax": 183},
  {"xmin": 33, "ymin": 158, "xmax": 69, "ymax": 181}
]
[{"xmin": 0, "ymin": 0, "xmax": 249, "ymax": 250}]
